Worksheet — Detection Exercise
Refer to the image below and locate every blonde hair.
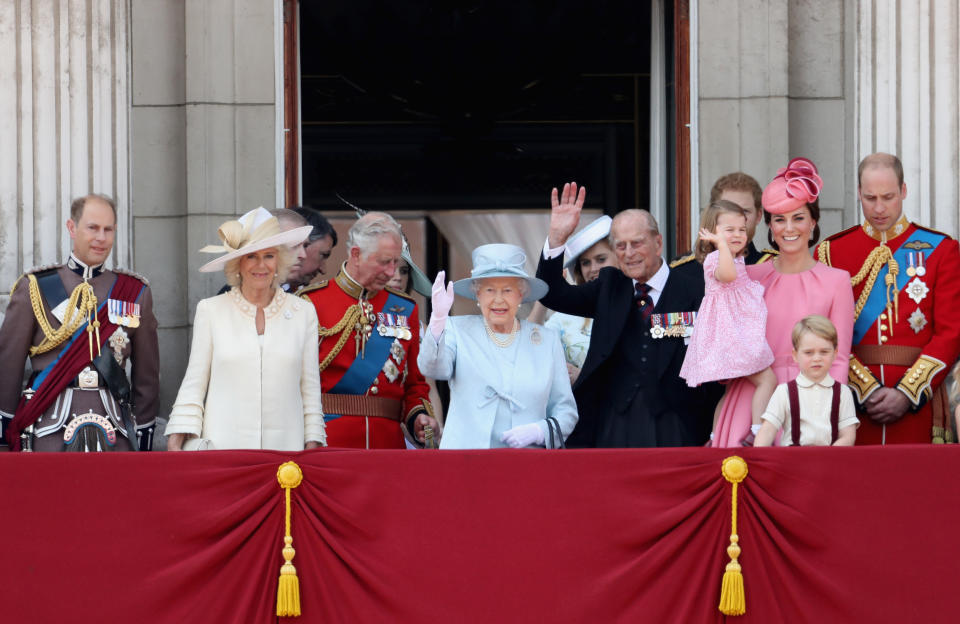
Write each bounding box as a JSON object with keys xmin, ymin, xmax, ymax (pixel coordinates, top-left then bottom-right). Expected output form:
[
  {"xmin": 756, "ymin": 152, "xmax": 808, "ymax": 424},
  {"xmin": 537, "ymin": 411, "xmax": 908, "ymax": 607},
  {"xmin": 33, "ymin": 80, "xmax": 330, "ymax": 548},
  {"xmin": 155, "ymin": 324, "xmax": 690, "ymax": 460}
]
[
  {"xmin": 223, "ymin": 245, "xmax": 296, "ymax": 289},
  {"xmin": 695, "ymin": 200, "xmax": 748, "ymax": 263},
  {"xmin": 791, "ymin": 315, "xmax": 838, "ymax": 350}
]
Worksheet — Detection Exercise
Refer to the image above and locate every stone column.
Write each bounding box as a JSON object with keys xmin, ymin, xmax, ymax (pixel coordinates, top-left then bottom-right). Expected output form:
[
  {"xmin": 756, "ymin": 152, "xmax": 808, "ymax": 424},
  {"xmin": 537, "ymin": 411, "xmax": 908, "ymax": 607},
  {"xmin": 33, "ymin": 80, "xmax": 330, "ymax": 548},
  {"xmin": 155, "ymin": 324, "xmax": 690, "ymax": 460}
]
[
  {"xmin": 856, "ymin": 0, "xmax": 959, "ymax": 235},
  {"xmin": 0, "ymin": 0, "xmax": 130, "ymax": 308},
  {"xmin": 129, "ymin": 0, "xmax": 282, "ymax": 436}
]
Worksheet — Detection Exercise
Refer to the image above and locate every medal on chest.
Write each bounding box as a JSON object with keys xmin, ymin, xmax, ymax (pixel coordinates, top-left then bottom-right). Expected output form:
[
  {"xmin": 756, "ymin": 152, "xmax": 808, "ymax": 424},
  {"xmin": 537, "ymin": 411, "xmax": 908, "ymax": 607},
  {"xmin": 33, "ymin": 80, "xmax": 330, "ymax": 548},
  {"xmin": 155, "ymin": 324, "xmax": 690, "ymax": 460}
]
[
  {"xmin": 650, "ymin": 311, "xmax": 696, "ymax": 339},
  {"xmin": 107, "ymin": 299, "xmax": 140, "ymax": 328},
  {"xmin": 377, "ymin": 312, "xmax": 412, "ymax": 340}
]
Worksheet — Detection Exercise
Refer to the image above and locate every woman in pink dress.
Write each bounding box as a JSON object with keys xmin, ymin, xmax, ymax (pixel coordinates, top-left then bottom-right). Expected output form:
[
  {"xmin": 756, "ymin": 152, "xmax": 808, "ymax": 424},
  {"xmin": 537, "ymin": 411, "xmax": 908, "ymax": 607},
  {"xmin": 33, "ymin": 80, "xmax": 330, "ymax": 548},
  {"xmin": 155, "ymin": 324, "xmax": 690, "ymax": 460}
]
[
  {"xmin": 680, "ymin": 200, "xmax": 777, "ymax": 436},
  {"xmin": 711, "ymin": 157, "xmax": 855, "ymax": 447}
]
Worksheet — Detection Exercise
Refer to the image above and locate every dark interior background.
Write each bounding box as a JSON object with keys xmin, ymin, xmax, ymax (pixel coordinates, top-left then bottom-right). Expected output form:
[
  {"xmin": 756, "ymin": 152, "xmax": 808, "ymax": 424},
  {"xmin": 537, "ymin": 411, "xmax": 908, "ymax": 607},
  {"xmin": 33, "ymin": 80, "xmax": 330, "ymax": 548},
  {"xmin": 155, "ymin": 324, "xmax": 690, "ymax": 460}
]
[{"xmin": 299, "ymin": 1, "xmax": 660, "ymax": 215}]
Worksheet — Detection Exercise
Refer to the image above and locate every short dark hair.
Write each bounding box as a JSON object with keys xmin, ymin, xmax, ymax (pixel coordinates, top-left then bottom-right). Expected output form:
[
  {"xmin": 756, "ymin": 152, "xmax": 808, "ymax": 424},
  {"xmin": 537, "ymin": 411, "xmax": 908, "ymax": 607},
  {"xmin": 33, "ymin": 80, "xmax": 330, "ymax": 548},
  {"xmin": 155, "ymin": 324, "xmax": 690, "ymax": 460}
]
[
  {"xmin": 292, "ymin": 206, "xmax": 337, "ymax": 246},
  {"xmin": 70, "ymin": 194, "xmax": 117, "ymax": 223}
]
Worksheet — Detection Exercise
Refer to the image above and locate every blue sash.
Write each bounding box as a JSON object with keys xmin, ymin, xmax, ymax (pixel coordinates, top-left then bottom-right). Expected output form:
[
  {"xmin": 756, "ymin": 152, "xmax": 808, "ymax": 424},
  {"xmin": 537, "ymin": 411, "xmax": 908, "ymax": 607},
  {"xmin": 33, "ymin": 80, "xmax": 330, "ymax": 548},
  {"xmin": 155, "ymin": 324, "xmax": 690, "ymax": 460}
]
[
  {"xmin": 325, "ymin": 291, "xmax": 410, "ymax": 421},
  {"xmin": 853, "ymin": 228, "xmax": 945, "ymax": 343}
]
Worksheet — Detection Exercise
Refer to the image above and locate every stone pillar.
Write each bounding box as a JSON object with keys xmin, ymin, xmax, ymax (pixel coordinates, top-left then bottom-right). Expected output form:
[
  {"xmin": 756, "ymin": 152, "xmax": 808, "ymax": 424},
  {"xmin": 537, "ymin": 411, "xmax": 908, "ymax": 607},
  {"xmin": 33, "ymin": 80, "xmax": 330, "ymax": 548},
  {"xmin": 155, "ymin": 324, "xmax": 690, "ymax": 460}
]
[
  {"xmin": 0, "ymin": 0, "xmax": 130, "ymax": 307},
  {"xmin": 695, "ymin": 0, "xmax": 790, "ymax": 246},
  {"xmin": 696, "ymin": 0, "xmax": 855, "ymax": 243},
  {"xmin": 129, "ymin": 0, "xmax": 282, "ymax": 436},
  {"xmin": 856, "ymin": 0, "xmax": 959, "ymax": 235}
]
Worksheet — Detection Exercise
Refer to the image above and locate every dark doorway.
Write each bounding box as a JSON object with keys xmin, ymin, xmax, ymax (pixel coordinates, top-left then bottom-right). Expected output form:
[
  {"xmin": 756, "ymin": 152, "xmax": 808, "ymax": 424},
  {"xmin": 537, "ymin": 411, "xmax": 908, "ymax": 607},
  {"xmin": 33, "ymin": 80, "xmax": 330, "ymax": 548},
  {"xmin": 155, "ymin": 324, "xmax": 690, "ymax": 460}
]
[{"xmin": 298, "ymin": 1, "xmax": 656, "ymax": 217}]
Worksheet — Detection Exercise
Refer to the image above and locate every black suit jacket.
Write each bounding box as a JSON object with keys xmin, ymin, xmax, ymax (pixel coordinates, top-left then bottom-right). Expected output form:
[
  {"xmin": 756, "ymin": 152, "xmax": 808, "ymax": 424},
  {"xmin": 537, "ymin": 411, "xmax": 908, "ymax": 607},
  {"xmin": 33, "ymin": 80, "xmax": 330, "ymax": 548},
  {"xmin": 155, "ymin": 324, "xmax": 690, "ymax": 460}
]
[{"xmin": 537, "ymin": 252, "xmax": 718, "ymax": 447}]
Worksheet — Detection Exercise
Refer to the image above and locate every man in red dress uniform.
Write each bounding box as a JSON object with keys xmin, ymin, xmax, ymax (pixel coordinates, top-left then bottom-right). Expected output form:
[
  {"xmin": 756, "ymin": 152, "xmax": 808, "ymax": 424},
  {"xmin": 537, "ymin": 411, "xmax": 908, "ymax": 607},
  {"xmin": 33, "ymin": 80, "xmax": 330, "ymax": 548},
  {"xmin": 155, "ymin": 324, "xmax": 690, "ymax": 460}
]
[
  {"xmin": 816, "ymin": 153, "xmax": 960, "ymax": 444},
  {"xmin": 299, "ymin": 212, "xmax": 439, "ymax": 448}
]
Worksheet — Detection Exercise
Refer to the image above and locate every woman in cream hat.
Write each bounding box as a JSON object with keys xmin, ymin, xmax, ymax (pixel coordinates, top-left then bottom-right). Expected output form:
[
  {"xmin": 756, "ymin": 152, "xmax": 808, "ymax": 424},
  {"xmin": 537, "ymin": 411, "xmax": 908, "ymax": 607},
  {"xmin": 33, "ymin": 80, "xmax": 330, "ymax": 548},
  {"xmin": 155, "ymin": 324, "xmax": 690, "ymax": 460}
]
[
  {"xmin": 418, "ymin": 243, "xmax": 578, "ymax": 449},
  {"xmin": 165, "ymin": 207, "xmax": 327, "ymax": 451}
]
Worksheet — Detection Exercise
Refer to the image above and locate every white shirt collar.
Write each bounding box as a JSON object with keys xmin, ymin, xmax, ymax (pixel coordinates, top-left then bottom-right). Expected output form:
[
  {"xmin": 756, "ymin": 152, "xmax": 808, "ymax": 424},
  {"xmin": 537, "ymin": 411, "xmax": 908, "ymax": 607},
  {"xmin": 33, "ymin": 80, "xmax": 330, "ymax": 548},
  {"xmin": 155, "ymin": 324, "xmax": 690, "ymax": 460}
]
[
  {"xmin": 632, "ymin": 258, "xmax": 669, "ymax": 302},
  {"xmin": 796, "ymin": 372, "xmax": 835, "ymax": 388}
]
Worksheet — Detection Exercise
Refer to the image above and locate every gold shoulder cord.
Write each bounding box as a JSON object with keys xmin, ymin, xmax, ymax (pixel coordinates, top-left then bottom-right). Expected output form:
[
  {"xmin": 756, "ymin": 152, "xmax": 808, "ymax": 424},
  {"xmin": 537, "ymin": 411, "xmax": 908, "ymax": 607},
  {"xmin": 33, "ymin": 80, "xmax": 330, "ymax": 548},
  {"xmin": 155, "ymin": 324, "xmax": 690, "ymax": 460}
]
[
  {"xmin": 841, "ymin": 244, "xmax": 899, "ymax": 324},
  {"xmin": 26, "ymin": 275, "xmax": 100, "ymax": 358},
  {"xmin": 317, "ymin": 303, "xmax": 364, "ymax": 371}
]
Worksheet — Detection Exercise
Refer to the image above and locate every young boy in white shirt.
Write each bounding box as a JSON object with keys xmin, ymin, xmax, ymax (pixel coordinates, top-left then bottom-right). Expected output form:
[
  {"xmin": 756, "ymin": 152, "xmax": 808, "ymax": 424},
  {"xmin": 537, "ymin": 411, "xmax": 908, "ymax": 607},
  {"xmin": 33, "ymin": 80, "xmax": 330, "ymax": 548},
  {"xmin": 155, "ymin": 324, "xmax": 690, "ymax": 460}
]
[{"xmin": 754, "ymin": 315, "xmax": 858, "ymax": 446}]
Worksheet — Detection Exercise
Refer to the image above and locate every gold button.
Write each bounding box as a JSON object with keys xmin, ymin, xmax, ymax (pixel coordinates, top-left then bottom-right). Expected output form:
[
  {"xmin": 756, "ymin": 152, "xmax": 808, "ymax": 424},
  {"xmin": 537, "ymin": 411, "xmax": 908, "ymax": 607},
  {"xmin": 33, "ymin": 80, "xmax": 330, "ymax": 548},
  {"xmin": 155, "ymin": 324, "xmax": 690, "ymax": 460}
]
[
  {"xmin": 880, "ymin": 324, "xmax": 888, "ymax": 331},
  {"xmin": 880, "ymin": 335, "xmax": 888, "ymax": 343},
  {"xmin": 881, "ymin": 313, "xmax": 888, "ymax": 320},
  {"xmin": 370, "ymin": 386, "xmax": 379, "ymax": 395}
]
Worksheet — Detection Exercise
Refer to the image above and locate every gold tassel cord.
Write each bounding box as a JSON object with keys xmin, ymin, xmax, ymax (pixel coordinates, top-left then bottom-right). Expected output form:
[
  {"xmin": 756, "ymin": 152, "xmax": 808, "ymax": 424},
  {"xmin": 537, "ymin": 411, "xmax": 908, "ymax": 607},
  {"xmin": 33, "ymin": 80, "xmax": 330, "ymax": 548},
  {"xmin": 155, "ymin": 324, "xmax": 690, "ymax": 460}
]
[
  {"xmin": 276, "ymin": 461, "xmax": 304, "ymax": 617},
  {"xmin": 26, "ymin": 275, "xmax": 99, "ymax": 357},
  {"xmin": 719, "ymin": 456, "xmax": 748, "ymax": 616}
]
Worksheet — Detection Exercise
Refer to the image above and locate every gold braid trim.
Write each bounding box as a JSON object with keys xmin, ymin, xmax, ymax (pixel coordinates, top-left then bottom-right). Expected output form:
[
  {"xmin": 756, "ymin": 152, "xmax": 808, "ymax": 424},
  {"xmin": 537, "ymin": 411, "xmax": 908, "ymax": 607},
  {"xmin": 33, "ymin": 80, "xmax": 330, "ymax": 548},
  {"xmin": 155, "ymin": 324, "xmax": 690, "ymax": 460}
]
[
  {"xmin": 26, "ymin": 275, "xmax": 99, "ymax": 357},
  {"xmin": 849, "ymin": 245, "xmax": 894, "ymax": 321},
  {"xmin": 817, "ymin": 240, "xmax": 831, "ymax": 266},
  {"xmin": 317, "ymin": 304, "xmax": 363, "ymax": 372}
]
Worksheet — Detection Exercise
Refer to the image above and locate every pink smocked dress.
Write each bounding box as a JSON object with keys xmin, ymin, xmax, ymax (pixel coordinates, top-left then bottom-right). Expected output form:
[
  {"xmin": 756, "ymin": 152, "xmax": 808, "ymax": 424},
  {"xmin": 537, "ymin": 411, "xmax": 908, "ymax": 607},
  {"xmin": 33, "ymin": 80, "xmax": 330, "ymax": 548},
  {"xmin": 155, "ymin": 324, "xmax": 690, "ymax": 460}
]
[
  {"xmin": 711, "ymin": 261, "xmax": 855, "ymax": 447},
  {"xmin": 680, "ymin": 251, "xmax": 774, "ymax": 386}
]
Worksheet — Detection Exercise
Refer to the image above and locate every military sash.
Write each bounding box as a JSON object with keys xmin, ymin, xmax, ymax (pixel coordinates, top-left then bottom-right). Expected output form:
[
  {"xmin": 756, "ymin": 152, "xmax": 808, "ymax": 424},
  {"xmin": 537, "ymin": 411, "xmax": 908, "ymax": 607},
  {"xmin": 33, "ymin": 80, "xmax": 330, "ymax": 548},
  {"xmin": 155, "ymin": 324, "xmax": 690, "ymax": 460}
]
[
  {"xmin": 325, "ymin": 291, "xmax": 409, "ymax": 421},
  {"xmin": 853, "ymin": 228, "xmax": 945, "ymax": 344},
  {"xmin": 6, "ymin": 274, "xmax": 145, "ymax": 450}
]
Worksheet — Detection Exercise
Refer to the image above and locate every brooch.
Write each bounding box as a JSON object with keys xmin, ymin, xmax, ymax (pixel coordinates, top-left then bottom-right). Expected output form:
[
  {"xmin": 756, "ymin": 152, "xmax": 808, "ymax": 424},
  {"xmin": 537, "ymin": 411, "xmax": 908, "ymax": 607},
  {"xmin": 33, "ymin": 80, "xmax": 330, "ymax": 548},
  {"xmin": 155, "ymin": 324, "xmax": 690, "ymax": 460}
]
[
  {"xmin": 530, "ymin": 328, "xmax": 542, "ymax": 345},
  {"xmin": 908, "ymin": 309, "xmax": 928, "ymax": 334},
  {"xmin": 108, "ymin": 327, "xmax": 130, "ymax": 365},
  {"xmin": 905, "ymin": 277, "xmax": 929, "ymax": 304}
]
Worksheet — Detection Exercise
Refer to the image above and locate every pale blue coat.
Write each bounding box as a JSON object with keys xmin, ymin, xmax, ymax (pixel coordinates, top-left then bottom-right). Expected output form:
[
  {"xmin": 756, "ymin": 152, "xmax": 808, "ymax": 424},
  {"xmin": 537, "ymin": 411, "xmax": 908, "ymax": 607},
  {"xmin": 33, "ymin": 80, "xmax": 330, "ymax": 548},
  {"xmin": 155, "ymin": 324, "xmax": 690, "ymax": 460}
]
[{"xmin": 418, "ymin": 316, "xmax": 578, "ymax": 449}]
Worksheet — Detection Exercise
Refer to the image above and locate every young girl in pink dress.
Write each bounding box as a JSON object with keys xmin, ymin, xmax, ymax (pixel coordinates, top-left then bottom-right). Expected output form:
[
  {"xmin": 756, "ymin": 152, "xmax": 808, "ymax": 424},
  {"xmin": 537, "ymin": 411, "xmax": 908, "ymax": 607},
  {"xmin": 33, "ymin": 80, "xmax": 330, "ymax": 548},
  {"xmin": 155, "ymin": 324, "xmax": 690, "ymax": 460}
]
[{"xmin": 680, "ymin": 200, "xmax": 777, "ymax": 443}]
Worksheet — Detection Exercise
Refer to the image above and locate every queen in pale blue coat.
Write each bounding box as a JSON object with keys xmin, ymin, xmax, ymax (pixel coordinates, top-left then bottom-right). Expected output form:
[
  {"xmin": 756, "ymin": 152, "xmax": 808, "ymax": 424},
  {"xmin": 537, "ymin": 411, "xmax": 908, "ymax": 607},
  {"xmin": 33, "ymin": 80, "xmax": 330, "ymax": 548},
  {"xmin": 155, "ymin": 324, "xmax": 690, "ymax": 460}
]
[{"xmin": 418, "ymin": 244, "xmax": 578, "ymax": 449}]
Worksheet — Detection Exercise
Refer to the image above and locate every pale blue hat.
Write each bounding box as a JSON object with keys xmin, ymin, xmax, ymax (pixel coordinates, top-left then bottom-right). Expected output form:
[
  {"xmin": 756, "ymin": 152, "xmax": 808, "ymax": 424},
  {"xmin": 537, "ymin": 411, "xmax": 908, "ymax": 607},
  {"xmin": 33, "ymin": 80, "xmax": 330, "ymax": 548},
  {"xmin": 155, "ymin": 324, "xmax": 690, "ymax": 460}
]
[{"xmin": 452, "ymin": 243, "xmax": 549, "ymax": 303}]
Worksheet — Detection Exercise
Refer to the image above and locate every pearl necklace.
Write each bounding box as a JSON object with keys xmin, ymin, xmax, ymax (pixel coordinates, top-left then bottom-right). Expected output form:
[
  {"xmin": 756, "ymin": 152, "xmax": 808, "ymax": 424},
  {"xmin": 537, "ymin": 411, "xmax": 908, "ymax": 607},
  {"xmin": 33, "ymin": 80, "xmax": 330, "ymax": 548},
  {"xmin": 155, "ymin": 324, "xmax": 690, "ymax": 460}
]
[{"xmin": 484, "ymin": 317, "xmax": 519, "ymax": 348}]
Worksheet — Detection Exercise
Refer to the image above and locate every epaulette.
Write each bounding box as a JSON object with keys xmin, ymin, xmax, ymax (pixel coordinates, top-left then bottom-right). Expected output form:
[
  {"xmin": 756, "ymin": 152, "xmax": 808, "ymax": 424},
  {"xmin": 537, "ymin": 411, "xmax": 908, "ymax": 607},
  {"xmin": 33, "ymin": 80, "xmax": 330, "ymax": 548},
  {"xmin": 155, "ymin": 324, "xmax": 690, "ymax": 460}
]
[
  {"xmin": 756, "ymin": 248, "xmax": 780, "ymax": 264},
  {"xmin": 113, "ymin": 267, "xmax": 150, "ymax": 286},
  {"xmin": 913, "ymin": 223, "xmax": 955, "ymax": 240},
  {"xmin": 384, "ymin": 286, "xmax": 417, "ymax": 302},
  {"xmin": 669, "ymin": 253, "xmax": 697, "ymax": 269},
  {"xmin": 822, "ymin": 225, "xmax": 860, "ymax": 243},
  {"xmin": 295, "ymin": 280, "xmax": 328, "ymax": 299},
  {"xmin": 10, "ymin": 263, "xmax": 61, "ymax": 294}
]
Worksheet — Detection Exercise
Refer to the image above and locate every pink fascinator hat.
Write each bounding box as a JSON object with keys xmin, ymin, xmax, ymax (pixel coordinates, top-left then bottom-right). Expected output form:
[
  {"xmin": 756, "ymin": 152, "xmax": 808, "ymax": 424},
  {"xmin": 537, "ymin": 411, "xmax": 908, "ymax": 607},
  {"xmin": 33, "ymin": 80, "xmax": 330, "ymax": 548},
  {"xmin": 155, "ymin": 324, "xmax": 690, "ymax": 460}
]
[{"xmin": 761, "ymin": 157, "xmax": 823, "ymax": 214}]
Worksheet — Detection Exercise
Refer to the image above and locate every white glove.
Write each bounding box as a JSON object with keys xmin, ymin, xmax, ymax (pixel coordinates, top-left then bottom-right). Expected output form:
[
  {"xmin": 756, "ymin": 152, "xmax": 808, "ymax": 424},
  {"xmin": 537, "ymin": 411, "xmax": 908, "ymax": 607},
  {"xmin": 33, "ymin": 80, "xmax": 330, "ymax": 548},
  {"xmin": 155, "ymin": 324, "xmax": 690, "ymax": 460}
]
[
  {"xmin": 429, "ymin": 271, "xmax": 455, "ymax": 340},
  {"xmin": 500, "ymin": 423, "xmax": 545, "ymax": 448},
  {"xmin": 750, "ymin": 424, "xmax": 762, "ymax": 436}
]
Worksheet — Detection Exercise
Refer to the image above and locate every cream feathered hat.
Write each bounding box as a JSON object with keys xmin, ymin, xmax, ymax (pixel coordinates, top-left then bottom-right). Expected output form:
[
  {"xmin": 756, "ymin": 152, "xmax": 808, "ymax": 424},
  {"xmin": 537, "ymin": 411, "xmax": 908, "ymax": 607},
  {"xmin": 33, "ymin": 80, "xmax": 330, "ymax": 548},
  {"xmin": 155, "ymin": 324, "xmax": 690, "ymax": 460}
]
[{"xmin": 197, "ymin": 207, "xmax": 313, "ymax": 273}]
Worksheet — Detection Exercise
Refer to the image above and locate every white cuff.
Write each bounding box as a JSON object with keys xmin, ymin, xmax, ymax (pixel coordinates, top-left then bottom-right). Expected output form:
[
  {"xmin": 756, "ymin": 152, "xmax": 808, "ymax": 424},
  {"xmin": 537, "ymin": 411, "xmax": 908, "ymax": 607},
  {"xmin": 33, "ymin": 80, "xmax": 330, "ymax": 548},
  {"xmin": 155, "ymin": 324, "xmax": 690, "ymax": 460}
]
[{"xmin": 542, "ymin": 238, "xmax": 566, "ymax": 260}]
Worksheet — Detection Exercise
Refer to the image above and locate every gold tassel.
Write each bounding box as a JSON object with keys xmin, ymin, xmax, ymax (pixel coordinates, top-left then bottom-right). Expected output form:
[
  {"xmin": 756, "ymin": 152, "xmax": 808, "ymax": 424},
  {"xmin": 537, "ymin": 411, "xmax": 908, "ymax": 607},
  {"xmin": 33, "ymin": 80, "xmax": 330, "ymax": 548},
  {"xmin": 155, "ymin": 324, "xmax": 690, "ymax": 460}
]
[
  {"xmin": 719, "ymin": 456, "xmax": 748, "ymax": 616},
  {"xmin": 276, "ymin": 461, "xmax": 304, "ymax": 617}
]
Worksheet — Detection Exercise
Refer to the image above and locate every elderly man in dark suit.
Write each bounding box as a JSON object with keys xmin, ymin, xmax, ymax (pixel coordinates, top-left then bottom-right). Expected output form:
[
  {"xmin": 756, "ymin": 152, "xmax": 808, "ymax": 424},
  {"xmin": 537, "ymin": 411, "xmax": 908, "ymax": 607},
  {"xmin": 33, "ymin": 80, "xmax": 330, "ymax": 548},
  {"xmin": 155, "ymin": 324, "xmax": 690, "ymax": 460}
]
[{"xmin": 536, "ymin": 182, "xmax": 718, "ymax": 447}]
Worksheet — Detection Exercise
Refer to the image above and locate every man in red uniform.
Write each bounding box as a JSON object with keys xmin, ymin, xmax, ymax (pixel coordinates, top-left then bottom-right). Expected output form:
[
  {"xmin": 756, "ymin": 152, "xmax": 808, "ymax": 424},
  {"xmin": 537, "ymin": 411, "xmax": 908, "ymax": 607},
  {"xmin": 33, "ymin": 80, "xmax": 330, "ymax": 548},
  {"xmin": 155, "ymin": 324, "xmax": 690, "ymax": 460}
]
[
  {"xmin": 816, "ymin": 153, "xmax": 960, "ymax": 444},
  {"xmin": 299, "ymin": 212, "xmax": 439, "ymax": 448}
]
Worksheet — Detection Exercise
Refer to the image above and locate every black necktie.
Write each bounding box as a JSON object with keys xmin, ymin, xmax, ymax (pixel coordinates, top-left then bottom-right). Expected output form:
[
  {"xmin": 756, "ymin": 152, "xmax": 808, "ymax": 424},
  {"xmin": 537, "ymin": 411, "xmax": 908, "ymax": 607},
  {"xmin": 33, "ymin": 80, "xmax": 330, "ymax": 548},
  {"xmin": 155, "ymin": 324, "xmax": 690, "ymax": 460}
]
[{"xmin": 634, "ymin": 282, "xmax": 653, "ymax": 325}]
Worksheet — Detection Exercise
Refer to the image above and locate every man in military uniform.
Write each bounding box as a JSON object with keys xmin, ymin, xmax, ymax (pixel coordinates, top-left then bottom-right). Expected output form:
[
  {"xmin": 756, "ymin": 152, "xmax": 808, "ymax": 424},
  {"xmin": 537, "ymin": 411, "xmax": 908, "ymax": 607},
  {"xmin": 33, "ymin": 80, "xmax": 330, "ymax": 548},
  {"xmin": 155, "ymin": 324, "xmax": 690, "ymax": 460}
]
[
  {"xmin": 670, "ymin": 172, "xmax": 777, "ymax": 280},
  {"xmin": 816, "ymin": 153, "xmax": 960, "ymax": 444},
  {"xmin": 290, "ymin": 206, "xmax": 337, "ymax": 287},
  {"xmin": 299, "ymin": 212, "xmax": 439, "ymax": 448},
  {"xmin": 0, "ymin": 194, "xmax": 159, "ymax": 452}
]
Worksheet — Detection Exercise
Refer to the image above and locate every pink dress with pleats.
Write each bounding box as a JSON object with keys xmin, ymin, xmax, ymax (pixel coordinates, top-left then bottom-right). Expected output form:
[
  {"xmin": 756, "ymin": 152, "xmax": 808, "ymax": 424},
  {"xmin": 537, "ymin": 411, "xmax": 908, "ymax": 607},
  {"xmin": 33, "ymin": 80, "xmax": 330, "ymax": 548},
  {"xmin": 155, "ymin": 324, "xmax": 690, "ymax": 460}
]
[{"xmin": 680, "ymin": 251, "xmax": 773, "ymax": 386}]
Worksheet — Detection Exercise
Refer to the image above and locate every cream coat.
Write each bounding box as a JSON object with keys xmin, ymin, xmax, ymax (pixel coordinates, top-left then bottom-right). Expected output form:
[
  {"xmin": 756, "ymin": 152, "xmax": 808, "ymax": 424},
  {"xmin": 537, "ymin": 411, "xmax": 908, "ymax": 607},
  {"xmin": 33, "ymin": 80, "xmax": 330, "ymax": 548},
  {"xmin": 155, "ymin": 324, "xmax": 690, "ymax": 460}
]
[{"xmin": 165, "ymin": 288, "xmax": 324, "ymax": 450}]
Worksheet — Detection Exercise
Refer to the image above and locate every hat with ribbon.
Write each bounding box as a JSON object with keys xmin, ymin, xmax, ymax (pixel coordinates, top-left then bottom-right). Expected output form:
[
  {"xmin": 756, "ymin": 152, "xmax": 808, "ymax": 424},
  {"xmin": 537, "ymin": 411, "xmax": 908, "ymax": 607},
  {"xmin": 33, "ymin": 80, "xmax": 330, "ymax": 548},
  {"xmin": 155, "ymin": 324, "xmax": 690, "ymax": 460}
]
[
  {"xmin": 563, "ymin": 215, "xmax": 613, "ymax": 269},
  {"xmin": 197, "ymin": 207, "xmax": 313, "ymax": 273},
  {"xmin": 452, "ymin": 243, "xmax": 549, "ymax": 303},
  {"xmin": 761, "ymin": 157, "xmax": 823, "ymax": 215}
]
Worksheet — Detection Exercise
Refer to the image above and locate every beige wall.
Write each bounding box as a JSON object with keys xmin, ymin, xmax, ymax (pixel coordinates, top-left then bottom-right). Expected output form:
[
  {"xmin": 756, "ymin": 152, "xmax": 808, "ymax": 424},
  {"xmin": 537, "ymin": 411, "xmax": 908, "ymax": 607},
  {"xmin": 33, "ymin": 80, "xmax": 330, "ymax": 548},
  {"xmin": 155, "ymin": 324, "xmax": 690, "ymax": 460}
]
[{"xmin": 696, "ymin": 0, "xmax": 853, "ymax": 247}]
